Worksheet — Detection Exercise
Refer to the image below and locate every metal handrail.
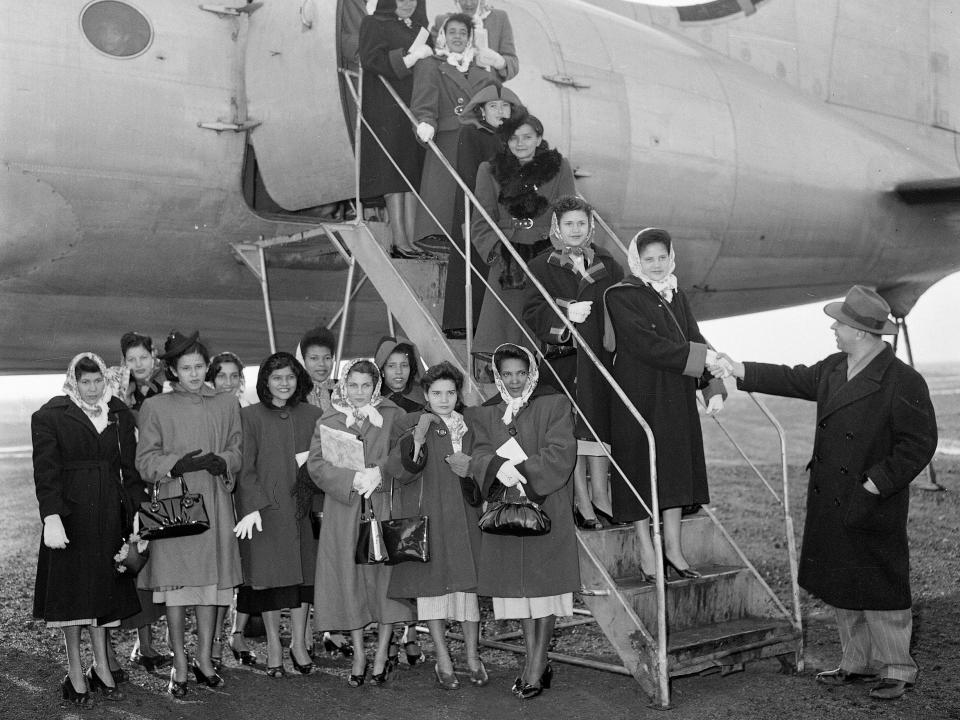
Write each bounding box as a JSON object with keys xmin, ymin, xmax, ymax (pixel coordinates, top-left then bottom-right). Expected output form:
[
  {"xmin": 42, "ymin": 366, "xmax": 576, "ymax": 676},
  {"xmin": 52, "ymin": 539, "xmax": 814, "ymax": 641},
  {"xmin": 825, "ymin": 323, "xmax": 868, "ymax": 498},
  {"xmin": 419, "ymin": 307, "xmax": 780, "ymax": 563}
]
[{"xmin": 343, "ymin": 67, "xmax": 670, "ymax": 703}]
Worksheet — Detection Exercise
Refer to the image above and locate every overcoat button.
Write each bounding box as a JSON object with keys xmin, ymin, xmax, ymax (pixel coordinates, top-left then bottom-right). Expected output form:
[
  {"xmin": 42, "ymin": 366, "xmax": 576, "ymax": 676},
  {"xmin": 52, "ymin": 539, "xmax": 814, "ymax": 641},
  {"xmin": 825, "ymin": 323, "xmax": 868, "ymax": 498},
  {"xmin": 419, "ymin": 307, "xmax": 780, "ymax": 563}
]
[
  {"xmin": 508, "ymin": 427, "xmax": 517, "ymax": 436},
  {"xmin": 813, "ymin": 485, "xmax": 820, "ymax": 493},
  {"xmin": 845, "ymin": 432, "xmax": 854, "ymax": 440},
  {"xmin": 818, "ymin": 421, "xmax": 827, "ymax": 429},
  {"xmin": 840, "ymin": 466, "xmax": 849, "ymax": 474},
  {"xmin": 834, "ymin": 498, "xmax": 841, "ymax": 507}
]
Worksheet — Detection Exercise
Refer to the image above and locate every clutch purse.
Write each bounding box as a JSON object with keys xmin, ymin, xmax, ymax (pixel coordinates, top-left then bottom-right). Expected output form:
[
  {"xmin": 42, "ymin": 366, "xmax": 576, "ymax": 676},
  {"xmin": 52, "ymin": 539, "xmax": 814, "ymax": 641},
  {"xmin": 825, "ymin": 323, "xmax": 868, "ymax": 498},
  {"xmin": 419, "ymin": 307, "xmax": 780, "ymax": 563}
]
[
  {"xmin": 479, "ymin": 484, "xmax": 551, "ymax": 536},
  {"xmin": 381, "ymin": 477, "xmax": 430, "ymax": 565},
  {"xmin": 355, "ymin": 497, "xmax": 389, "ymax": 565},
  {"xmin": 138, "ymin": 477, "xmax": 210, "ymax": 541}
]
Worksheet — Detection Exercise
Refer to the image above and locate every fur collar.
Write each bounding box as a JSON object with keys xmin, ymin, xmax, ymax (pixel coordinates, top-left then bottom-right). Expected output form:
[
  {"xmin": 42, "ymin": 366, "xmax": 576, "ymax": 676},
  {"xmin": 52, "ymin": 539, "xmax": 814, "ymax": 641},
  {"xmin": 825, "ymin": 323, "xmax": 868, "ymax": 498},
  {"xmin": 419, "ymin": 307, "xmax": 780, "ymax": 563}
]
[{"xmin": 490, "ymin": 144, "xmax": 563, "ymax": 221}]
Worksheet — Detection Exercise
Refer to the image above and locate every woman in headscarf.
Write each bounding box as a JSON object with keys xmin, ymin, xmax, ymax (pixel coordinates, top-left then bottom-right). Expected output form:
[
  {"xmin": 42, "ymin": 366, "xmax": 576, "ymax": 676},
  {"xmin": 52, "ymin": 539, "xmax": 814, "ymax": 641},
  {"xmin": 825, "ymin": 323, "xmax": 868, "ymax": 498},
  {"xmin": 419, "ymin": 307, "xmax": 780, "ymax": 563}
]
[
  {"xmin": 411, "ymin": 12, "xmax": 499, "ymax": 248},
  {"xmin": 359, "ymin": 0, "xmax": 434, "ymax": 258},
  {"xmin": 471, "ymin": 112, "xmax": 577, "ymax": 354},
  {"xmin": 374, "ymin": 336, "xmax": 426, "ymax": 412},
  {"xmin": 523, "ymin": 196, "xmax": 623, "ymax": 529},
  {"xmin": 432, "ymin": 1, "xmax": 519, "ymax": 82},
  {"xmin": 234, "ymin": 353, "xmax": 323, "ymax": 677},
  {"xmin": 467, "ymin": 343, "xmax": 579, "ymax": 699},
  {"xmin": 136, "ymin": 330, "xmax": 242, "ymax": 697},
  {"xmin": 602, "ymin": 229, "xmax": 726, "ymax": 579},
  {"xmin": 300, "ymin": 326, "xmax": 337, "ymax": 412},
  {"xmin": 387, "ymin": 361, "xmax": 486, "ymax": 689},
  {"xmin": 443, "ymin": 83, "xmax": 524, "ymax": 339},
  {"xmin": 307, "ymin": 359, "xmax": 414, "ymax": 687},
  {"xmin": 32, "ymin": 353, "xmax": 141, "ymax": 706}
]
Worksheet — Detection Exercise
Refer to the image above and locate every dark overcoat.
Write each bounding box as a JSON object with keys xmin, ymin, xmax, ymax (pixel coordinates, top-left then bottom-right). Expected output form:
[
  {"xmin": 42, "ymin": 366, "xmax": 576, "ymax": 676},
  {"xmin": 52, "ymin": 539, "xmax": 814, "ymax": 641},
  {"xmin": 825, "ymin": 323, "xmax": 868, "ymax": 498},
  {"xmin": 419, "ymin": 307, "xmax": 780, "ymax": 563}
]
[
  {"xmin": 307, "ymin": 400, "xmax": 415, "ymax": 630},
  {"xmin": 237, "ymin": 401, "xmax": 323, "ymax": 589},
  {"xmin": 604, "ymin": 280, "xmax": 724, "ymax": 519},
  {"xmin": 386, "ymin": 412, "xmax": 482, "ymax": 599},
  {"xmin": 523, "ymin": 245, "xmax": 624, "ymax": 442},
  {"xmin": 32, "ymin": 396, "xmax": 141, "ymax": 623},
  {"xmin": 739, "ymin": 345, "xmax": 937, "ymax": 609},
  {"xmin": 358, "ymin": 14, "xmax": 426, "ymax": 198},
  {"xmin": 467, "ymin": 387, "xmax": 580, "ymax": 598}
]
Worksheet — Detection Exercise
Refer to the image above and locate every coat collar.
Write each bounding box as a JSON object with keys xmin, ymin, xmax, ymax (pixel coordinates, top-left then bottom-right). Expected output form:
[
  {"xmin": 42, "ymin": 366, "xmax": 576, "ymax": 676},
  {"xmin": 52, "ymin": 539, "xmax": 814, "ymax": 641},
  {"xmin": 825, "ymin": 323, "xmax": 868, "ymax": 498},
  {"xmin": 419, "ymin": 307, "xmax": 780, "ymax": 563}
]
[
  {"xmin": 818, "ymin": 344, "xmax": 895, "ymax": 421},
  {"xmin": 435, "ymin": 61, "xmax": 489, "ymax": 103}
]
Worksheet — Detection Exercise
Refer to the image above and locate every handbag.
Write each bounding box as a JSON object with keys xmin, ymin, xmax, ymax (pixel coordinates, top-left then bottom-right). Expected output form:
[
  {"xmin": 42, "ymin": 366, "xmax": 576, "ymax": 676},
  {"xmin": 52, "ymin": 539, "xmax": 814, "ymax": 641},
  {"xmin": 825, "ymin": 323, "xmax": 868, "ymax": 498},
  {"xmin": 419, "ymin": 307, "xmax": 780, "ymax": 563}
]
[
  {"xmin": 355, "ymin": 497, "xmax": 389, "ymax": 565},
  {"xmin": 381, "ymin": 477, "xmax": 430, "ymax": 565},
  {"xmin": 138, "ymin": 476, "xmax": 210, "ymax": 541},
  {"xmin": 478, "ymin": 483, "xmax": 551, "ymax": 536}
]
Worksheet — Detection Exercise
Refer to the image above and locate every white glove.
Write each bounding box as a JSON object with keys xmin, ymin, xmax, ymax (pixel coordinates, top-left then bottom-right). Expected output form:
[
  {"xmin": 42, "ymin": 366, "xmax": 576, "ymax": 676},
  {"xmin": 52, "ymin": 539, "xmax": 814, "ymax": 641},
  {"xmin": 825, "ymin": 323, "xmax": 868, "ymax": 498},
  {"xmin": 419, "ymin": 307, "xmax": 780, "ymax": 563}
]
[
  {"xmin": 496, "ymin": 462, "xmax": 526, "ymax": 487},
  {"xmin": 353, "ymin": 467, "xmax": 382, "ymax": 498},
  {"xmin": 403, "ymin": 45, "xmax": 433, "ymax": 68},
  {"xmin": 566, "ymin": 300, "xmax": 593, "ymax": 324},
  {"xmin": 233, "ymin": 510, "xmax": 263, "ymax": 539},
  {"xmin": 416, "ymin": 122, "xmax": 435, "ymax": 143},
  {"xmin": 43, "ymin": 514, "xmax": 69, "ymax": 549},
  {"xmin": 705, "ymin": 349, "xmax": 732, "ymax": 378},
  {"xmin": 705, "ymin": 394, "xmax": 724, "ymax": 416},
  {"xmin": 475, "ymin": 47, "xmax": 506, "ymax": 70}
]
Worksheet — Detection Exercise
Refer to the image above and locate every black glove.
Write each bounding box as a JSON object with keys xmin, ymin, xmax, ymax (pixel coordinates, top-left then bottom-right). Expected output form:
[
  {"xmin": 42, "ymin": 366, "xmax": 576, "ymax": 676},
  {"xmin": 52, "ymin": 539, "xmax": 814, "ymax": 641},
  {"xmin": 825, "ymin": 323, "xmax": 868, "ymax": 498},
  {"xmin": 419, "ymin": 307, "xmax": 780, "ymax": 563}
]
[
  {"xmin": 170, "ymin": 449, "xmax": 204, "ymax": 477},
  {"xmin": 197, "ymin": 452, "xmax": 227, "ymax": 476}
]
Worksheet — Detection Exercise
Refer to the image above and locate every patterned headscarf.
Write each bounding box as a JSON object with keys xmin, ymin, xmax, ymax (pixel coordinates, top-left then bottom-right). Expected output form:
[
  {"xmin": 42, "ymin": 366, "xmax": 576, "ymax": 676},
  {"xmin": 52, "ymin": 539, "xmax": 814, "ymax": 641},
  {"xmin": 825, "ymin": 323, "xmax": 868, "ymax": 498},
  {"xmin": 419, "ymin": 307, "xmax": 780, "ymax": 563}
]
[
  {"xmin": 331, "ymin": 358, "xmax": 384, "ymax": 428},
  {"xmin": 435, "ymin": 15, "xmax": 476, "ymax": 72},
  {"xmin": 63, "ymin": 352, "xmax": 112, "ymax": 418},
  {"xmin": 492, "ymin": 344, "xmax": 539, "ymax": 425},
  {"xmin": 628, "ymin": 228, "xmax": 678, "ymax": 302}
]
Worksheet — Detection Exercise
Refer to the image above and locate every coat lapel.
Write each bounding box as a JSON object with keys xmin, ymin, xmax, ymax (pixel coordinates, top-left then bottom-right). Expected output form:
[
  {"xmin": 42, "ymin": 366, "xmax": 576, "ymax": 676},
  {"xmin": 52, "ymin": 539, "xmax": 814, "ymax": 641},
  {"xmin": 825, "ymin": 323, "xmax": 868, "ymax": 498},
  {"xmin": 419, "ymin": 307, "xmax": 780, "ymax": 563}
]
[
  {"xmin": 63, "ymin": 400, "xmax": 99, "ymax": 438},
  {"xmin": 818, "ymin": 347, "xmax": 892, "ymax": 420},
  {"xmin": 438, "ymin": 64, "xmax": 486, "ymax": 110}
]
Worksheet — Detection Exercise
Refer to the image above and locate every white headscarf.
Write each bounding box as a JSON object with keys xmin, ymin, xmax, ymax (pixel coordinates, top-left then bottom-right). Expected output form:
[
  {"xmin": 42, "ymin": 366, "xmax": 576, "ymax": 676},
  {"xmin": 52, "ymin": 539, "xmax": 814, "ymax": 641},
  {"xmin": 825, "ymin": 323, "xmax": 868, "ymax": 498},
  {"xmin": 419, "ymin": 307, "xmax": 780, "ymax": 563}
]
[
  {"xmin": 331, "ymin": 358, "xmax": 384, "ymax": 428},
  {"xmin": 435, "ymin": 16, "xmax": 476, "ymax": 72},
  {"xmin": 627, "ymin": 228, "xmax": 678, "ymax": 302},
  {"xmin": 492, "ymin": 344, "xmax": 539, "ymax": 425},
  {"xmin": 63, "ymin": 352, "xmax": 112, "ymax": 425}
]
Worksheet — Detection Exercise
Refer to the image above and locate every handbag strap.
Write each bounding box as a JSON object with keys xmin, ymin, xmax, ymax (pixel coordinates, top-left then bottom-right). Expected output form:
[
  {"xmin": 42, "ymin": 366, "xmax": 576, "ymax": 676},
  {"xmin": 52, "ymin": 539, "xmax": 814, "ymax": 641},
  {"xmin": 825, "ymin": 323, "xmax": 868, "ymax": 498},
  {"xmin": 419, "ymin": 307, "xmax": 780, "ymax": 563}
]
[{"xmin": 388, "ymin": 474, "xmax": 425, "ymax": 519}]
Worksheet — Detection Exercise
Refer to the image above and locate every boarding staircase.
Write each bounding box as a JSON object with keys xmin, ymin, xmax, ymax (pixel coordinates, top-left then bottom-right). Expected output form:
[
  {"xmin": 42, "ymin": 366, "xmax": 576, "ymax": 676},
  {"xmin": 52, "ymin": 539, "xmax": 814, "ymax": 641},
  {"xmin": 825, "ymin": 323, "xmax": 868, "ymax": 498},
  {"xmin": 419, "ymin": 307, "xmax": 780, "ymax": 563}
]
[{"xmin": 234, "ymin": 62, "xmax": 803, "ymax": 709}]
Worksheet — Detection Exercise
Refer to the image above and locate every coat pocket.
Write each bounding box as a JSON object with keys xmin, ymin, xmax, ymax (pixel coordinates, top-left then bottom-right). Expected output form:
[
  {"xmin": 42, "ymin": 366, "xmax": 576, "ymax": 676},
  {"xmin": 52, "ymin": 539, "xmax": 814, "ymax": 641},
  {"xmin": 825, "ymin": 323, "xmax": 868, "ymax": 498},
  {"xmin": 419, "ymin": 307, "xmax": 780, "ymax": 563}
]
[{"xmin": 841, "ymin": 482, "xmax": 887, "ymax": 533}]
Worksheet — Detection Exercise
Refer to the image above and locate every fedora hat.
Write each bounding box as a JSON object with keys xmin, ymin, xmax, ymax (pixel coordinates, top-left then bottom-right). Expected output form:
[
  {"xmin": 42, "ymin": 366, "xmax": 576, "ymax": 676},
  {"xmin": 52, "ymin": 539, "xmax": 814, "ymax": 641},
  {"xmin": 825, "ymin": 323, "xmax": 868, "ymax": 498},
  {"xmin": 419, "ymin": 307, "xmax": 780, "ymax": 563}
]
[
  {"xmin": 823, "ymin": 286, "xmax": 898, "ymax": 335},
  {"xmin": 158, "ymin": 329, "xmax": 201, "ymax": 360}
]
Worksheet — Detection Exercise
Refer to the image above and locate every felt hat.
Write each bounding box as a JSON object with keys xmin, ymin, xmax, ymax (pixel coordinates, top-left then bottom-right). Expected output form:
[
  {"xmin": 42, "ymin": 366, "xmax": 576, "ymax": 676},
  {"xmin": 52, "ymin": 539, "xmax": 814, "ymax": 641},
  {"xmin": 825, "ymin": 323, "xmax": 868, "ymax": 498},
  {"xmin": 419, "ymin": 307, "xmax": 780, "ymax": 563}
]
[
  {"xmin": 823, "ymin": 286, "xmax": 898, "ymax": 335},
  {"xmin": 158, "ymin": 329, "xmax": 201, "ymax": 360},
  {"xmin": 460, "ymin": 83, "xmax": 525, "ymax": 122}
]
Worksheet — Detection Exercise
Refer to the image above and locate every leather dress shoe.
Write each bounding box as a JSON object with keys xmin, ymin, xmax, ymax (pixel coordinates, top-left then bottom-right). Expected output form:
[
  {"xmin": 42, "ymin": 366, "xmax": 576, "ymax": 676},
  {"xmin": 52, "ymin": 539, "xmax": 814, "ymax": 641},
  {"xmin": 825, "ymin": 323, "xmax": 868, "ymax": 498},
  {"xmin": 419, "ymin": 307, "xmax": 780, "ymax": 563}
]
[
  {"xmin": 816, "ymin": 667, "xmax": 878, "ymax": 686},
  {"xmin": 869, "ymin": 679, "xmax": 914, "ymax": 700}
]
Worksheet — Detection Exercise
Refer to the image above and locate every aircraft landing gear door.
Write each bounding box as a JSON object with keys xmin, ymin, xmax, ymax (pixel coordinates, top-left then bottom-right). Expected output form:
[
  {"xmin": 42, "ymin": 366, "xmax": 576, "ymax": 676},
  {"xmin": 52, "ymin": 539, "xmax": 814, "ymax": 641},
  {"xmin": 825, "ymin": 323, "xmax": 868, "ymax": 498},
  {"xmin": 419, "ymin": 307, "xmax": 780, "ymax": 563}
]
[{"xmin": 244, "ymin": 0, "xmax": 355, "ymax": 210}]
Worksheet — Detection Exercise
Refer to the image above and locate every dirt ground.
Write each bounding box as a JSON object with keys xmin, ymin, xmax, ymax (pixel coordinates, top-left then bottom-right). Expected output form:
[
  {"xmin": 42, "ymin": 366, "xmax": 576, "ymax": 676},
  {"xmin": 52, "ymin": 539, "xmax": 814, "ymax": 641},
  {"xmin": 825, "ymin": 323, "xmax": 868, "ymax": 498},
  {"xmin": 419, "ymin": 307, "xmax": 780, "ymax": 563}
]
[{"xmin": 1, "ymin": 385, "xmax": 958, "ymax": 720}]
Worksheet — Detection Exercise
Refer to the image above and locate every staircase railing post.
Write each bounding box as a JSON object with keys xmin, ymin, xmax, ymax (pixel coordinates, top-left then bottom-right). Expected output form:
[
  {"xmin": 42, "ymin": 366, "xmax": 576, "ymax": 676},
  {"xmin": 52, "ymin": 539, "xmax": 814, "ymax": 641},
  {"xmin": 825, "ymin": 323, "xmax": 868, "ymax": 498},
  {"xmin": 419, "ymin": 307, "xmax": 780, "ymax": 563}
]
[
  {"xmin": 258, "ymin": 244, "xmax": 277, "ymax": 354},
  {"xmin": 335, "ymin": 255, "xmax": 356, "ymax": 373},
  {"xmin": 463, "ymin": 194, "xmax": 474, "ymax": 379}
]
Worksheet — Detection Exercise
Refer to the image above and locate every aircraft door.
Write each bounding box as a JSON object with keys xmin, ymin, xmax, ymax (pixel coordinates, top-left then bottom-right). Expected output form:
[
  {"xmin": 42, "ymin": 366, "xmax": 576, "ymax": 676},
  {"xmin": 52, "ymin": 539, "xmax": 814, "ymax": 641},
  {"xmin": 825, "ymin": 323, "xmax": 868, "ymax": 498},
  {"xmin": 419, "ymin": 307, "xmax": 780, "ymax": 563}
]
[{"xmin": 244, "ymin": 0, "xmax": 355, "ymax": 210}]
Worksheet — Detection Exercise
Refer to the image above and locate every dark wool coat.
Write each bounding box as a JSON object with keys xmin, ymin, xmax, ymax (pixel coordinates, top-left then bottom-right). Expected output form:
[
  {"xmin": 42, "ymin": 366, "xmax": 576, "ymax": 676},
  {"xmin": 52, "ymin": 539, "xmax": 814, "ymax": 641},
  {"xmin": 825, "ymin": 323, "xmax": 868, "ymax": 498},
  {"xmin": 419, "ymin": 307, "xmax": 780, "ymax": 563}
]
[
  {"xmin": 237, "ymin": 401, "xmax": 323, "ymax": 589},
  {"xmin": 467, "ymin": 387, "xmax": 580, "ymax": 598},
  {"xmin": 604, "ymin": 280, "xmax": 724, "ymax": 519},
  {"xmin": 472, "ymin": 153, "xmax": 577, "ymax": 353},
  {"xmin": 739, "ymin": 345, "xmax": 937, "ymax": 610},
  {"xmin": 32, "ymin": 397, "xmax": 141, "ymax": 623},
  {"xmin": 135, "ymin": 386, "xmax": 243, "ymax": 592},
  {"xmin": 411, "ymin": 58, "xmax": 498, "ymax": 239},
  {"xmin": 523, "ymin": 245, "xmax": 624, "ymax": 442},
  {"xmin": 386, "ymin": 412, "xmax": 482, "ymax": 599},
  {"xmin": 358, "ymin": 14, "xmax": 427, "ymax": 198},
  {"xmin": 307, "ymin": 400, "xmax": 415, "ymax": 631}
]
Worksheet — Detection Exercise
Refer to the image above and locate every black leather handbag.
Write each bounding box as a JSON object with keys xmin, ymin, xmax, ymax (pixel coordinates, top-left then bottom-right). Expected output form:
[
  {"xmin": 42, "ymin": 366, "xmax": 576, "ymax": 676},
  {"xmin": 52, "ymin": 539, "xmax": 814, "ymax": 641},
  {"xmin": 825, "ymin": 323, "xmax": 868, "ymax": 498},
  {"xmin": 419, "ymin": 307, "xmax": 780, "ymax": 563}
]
[
  {"xmin": 138, "ymin": 477, "xmax": 210, "ymax": 541},
  {"xmin": 478, "ymin": 484, "xmax": 551, "ymax": 537},
  {"xmin": 381, "ymin": 477, "xmax": 430, "ymax": 565},
  {"xmin": 355, "ymin": 497, "xmax": 389, "ymax": 565}
]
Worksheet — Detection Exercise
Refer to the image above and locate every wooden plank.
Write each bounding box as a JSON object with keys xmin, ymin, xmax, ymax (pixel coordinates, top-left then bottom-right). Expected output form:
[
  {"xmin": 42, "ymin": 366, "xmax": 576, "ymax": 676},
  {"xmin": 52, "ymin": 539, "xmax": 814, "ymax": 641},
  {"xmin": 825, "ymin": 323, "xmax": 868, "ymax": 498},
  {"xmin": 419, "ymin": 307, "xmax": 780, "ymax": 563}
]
[{"xmin": 669, "ymin": 640, "xmax": 801, "ymax": 677}]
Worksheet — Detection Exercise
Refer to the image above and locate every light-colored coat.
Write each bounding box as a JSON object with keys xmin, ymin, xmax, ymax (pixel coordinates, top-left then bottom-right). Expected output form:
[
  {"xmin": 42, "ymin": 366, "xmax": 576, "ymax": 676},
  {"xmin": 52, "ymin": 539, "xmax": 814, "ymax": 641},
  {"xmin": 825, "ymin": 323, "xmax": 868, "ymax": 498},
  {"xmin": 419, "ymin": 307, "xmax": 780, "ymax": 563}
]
[
  {"xmin": 135, "ymin": 386, "xmax": 242, "ymax": 592},
  {"xmin": 307, "ymin": 400, "xmax": 415, "ymax": 631}
]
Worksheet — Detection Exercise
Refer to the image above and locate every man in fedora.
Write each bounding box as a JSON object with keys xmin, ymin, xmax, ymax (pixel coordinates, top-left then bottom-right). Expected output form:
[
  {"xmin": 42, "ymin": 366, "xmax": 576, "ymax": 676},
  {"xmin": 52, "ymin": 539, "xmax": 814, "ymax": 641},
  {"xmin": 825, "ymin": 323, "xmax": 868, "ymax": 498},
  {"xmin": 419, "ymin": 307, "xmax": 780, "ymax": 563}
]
[{"xmin": 715, "ymin": 286, "xmax": 937, "ymax": 700}]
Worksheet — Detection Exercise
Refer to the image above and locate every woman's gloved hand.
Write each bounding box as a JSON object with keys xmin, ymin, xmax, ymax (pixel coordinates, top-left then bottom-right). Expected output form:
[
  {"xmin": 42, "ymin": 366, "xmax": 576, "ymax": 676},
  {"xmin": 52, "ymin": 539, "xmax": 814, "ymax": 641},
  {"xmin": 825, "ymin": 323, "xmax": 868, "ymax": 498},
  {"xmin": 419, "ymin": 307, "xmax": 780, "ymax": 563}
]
[
  {"xmin": 170, "ymin": 449, "xmax": 205, "ymax": 476},
  {"xmin": 445, "ymin": 452, "xmax": 471, "ymax": 478},
  {"xmin": 476, "ymin": 47, "xmax": 506, "ymax": 70},
  {"xmin": 43, "ymin": 514, "xmax": 69, "ymax": 549},
  {"xmin": 233, "ymin": 511, "xmax": 263, "ymax": 539},
  {"xmin": 198, "ymin": 452, "xmax": 227, "ymax": 476},
  {"xmin": 416, "ymin": 122, "xmax": 436, "ymax": 143},
  {"xmin": 566, "ymin": 300, "xmax": 593, "ymax": 324},
  {"xmin": 496, "ymin": 462, "xmax": 526, "ymax": 487},
  {"xmin": 705, "ymin": 394, "xmax": 724, "ymax": 416}
]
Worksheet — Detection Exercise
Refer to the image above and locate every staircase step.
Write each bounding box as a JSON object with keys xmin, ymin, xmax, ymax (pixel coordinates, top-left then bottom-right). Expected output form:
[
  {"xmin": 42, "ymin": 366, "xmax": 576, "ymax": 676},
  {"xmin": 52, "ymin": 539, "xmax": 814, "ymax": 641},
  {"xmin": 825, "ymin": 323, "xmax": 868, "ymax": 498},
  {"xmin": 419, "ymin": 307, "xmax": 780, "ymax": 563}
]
[{"xmin": 666, "ymin": 617, "xmax": 799, "ymax": 676}]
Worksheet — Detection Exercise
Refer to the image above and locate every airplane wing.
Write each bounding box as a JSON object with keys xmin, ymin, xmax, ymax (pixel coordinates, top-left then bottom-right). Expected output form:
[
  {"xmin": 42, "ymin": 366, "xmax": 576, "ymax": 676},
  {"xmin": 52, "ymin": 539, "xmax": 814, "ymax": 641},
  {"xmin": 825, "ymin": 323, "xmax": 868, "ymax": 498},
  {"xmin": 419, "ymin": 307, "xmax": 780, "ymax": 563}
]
[{"xmin": 895, "ymin": 178, "xmax": 960, "ymax": 205}]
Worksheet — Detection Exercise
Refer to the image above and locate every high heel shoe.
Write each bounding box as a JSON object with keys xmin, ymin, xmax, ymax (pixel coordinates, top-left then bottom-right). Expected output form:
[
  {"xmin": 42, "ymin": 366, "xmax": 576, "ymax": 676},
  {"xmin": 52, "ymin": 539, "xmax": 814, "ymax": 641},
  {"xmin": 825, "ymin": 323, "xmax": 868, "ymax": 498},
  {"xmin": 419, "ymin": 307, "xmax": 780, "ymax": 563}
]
[
  {"xmin": 403, "ymin": 640, "xmax": 425, "ymax": 666},
  {"xmin": 371, "ymin": 658, "xmax": 394, "ymax": 686},
  {"xmin": 131, "ymin": 650, "xmax": 169, "ymax": 671},
  {"xmin": 86, "ymin": 666, "xmax": 124, "ymax": 701},
  {"xmin": 664, "ymin": 554, "xmax": 702, "ymax": 580},
  {"xmin": 347, "ymin": 664, "xmax": 367, "ymax": 688},
  {"xmin": 574, "ymin": 506, "xmax": 603, "ymax": 530},
  {"xmin": 515, "ymin": 681, "xmax": 543, "ymax": 699},
  {"xmin": 390, "ymin": 246, "xmax": 426, "ymax": 260},
  {"xmin": 229, "ymin": 631, "xmax": 257, "ymax": 666},
  {"xmin": 266, "ymin": 665, "xmax": 287, "ymax": 678},
  {"xmin": 434, "ymin": 662, "xmax": 460, "ymax": 690},
  {"xmin": 61, "ymin": 674, "xmax": 92, "ymax": 708},
  {"xmin": 323, "ymin": 633, "xmax": 355, "ymax": 658},
  {"xmin": 289, "ymin": 648, "xmax": 313, "ymax": 675},
  {"xmin": 191, "ymin": 659, "xmax": 223, "ymax": 688},
  {"xmin": 540, "ymin": 663, "xmax": 553, "ymax": 689},
  {"xmin": 468, "ymin": 659, "xmax": 489, "ymax": 687},
  {"xmin": 593, "ymin": 504, "xmax": 629, "ymax": 527},
  {"xmin": 167, "ymin": 668, "xmax": 188, "ymax": 698}
]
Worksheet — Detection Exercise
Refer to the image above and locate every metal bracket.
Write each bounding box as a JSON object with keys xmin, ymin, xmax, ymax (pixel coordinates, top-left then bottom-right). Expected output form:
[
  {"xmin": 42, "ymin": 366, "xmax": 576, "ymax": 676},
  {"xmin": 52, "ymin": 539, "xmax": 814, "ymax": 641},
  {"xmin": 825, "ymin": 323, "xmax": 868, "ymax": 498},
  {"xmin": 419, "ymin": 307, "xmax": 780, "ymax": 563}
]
[
  {"xmin": 199, "ymin": 2, "xmax": 262, "ymax": 17},
  {"xmin": 197, "ymin": 120, "xmax": 262, "ymax": 133},
  {"xmin": 573, "ymin": 167, "xmax": 593, "ymax": 179},
  {"xmin": 542, "ymin": 73, "xmax": 591, "ymax": 89},
  {"xmin": 578, "ymin": 587, "xmax": 611, "ymax": 597}
]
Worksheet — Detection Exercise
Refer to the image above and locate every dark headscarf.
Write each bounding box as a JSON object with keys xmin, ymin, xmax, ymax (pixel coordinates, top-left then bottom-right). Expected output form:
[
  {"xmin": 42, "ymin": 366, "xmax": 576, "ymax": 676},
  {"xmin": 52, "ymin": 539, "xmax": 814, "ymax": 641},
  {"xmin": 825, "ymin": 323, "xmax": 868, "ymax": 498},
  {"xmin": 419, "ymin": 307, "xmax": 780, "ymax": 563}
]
[{"xmin": 372, "ymin": 0, "xmax": 429, "ymax": 29}]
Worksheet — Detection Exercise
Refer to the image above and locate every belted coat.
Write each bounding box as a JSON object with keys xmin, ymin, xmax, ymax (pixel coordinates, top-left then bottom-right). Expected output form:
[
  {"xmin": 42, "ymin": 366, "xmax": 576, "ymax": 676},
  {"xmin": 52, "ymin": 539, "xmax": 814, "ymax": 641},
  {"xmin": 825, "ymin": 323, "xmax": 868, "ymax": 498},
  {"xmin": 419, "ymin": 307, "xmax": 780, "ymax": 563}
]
[{"xmin": 739, "ymin": 345, "xmax": 937, "ymax": 610}]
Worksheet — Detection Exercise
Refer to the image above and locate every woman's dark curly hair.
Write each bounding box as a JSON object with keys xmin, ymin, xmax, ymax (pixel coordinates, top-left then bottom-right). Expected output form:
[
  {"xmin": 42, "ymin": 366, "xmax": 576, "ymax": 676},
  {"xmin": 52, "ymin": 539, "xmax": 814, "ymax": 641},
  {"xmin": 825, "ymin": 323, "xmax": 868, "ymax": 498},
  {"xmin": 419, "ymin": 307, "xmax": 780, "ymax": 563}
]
[
  {"xmin": 206, "ymin": 352, "xmax": 244, "ymax": 384},
  {"xmin": 419, "ymin": 361, "xmax": 464, "ymax": 394},
  {"xmin": 256, "ymin": 352, "xmax": 311, "ymax": 406}
]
